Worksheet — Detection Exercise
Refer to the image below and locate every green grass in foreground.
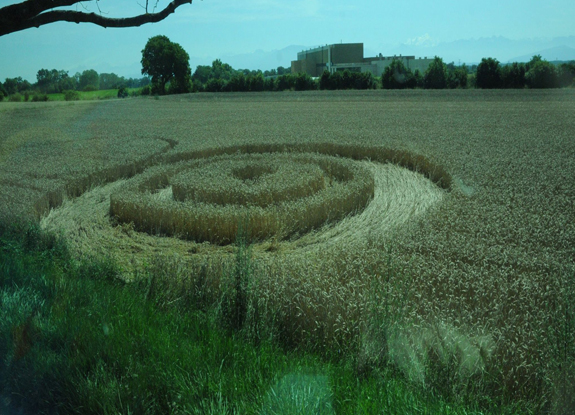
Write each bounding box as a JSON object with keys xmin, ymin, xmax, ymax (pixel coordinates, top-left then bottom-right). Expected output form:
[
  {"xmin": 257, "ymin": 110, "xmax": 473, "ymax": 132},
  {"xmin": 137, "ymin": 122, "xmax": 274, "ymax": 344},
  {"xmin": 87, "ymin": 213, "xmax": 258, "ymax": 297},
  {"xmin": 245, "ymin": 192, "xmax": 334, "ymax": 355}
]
[{"xmin": 0, "ymin": 223, "xmax": 529, "ymax": 414}]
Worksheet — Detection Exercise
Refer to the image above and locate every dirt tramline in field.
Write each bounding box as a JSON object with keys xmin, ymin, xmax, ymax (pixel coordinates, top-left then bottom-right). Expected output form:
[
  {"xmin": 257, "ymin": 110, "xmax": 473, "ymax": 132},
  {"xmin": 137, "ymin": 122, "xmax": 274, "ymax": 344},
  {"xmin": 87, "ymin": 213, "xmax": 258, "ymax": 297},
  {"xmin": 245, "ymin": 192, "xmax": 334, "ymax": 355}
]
[{"xmin": 1, "ymin": 90, "xmax": 575, "ymax": 412}]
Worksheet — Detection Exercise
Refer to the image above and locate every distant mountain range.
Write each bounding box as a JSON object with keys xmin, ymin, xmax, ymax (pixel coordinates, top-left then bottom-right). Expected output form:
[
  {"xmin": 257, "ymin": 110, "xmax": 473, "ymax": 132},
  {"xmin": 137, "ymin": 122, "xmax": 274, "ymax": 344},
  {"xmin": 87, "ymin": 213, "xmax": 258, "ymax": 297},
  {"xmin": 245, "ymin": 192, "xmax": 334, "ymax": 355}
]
[
  {"xmin": 218, "ymin": 45, "xmax": 307, "ymax": 71},
  {"xmin": 510, "ymin": 45, "xmax": 575, "ymax": 63}
]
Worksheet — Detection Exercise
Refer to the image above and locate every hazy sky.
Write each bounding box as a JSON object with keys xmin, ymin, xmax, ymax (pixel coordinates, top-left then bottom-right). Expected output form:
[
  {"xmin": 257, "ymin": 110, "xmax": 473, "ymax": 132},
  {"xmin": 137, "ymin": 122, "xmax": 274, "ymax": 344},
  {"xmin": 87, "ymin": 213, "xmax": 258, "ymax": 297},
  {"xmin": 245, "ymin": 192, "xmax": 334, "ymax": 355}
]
[{"xmin": 1, "ymin": 0, "xmax": 575, "ymax": 81}]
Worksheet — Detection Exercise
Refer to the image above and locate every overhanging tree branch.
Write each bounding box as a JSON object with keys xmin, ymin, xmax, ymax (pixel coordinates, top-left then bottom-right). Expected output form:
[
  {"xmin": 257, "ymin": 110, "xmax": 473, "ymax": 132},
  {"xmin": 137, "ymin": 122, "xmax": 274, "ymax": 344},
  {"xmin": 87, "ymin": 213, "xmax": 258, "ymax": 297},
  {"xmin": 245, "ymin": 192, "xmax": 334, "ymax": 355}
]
[{"xmin": 0, "ymin": 0, "xmax": 193, "ymax": 36}]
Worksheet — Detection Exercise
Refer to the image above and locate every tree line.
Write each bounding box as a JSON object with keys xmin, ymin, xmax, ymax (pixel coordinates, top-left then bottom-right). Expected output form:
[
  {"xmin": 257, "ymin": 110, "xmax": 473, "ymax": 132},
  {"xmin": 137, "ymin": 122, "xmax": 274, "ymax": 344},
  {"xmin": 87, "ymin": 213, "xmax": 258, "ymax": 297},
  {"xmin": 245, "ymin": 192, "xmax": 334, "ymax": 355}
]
[
  {"xmin": 189, "ymin": 55, "xmax": 574, "ymax": 93},
  {"xmin": 474, "ymin": 55, "xmax": 575, "ymax": 89},
  {"xmin": 0, "ymin": 68, "xmax": 151, "ymax": 101},
  {"xmin": 2, "ymin": 35, "xmax": 574, "ymax": 102}
]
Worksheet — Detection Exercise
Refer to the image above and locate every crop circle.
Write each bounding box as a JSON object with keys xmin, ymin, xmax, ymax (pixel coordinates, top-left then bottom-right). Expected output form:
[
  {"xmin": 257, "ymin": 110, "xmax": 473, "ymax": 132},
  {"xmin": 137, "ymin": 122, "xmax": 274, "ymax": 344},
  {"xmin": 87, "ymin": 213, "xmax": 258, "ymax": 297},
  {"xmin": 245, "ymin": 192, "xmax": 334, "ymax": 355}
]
[
  {"xmin": 110, "ymin": 152, "xmax": 375, "ymax": 244},
  {"xmin": 171, "ymin": 155, "xmax": 328, "ymax": 208}
]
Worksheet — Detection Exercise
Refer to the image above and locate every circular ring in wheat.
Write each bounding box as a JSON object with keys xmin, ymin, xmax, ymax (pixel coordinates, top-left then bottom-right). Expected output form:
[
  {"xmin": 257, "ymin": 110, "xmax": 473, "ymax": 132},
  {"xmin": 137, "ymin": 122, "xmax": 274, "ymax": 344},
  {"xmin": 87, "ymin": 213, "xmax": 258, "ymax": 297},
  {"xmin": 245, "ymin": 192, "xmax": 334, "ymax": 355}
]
[{"xmin": 110, "ymin": 152, "xmax": 374, "ymax": 244}]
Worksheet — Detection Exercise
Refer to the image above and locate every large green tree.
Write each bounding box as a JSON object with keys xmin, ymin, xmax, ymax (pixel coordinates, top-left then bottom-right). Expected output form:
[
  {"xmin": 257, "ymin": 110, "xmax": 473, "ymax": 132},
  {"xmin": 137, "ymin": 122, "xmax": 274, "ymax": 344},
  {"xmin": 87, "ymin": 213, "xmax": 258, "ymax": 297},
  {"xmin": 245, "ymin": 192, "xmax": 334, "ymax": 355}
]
[
  {"xmin": 381, "ymin": 60, "xmax": 416, "ymax": 89},
  {"xmin": 3, "ymin": 77, "xmax": 31, "ymax": 95},
  {"xmin": 0, "ymin": 1, "xmax": 193, "ymax": 37},
  {"xmin": 423, "ymin": 57, "xmax": 447, "ymax": 89},
  {"xmin": 501, "ymin": 62, "xmax": 526, "ymax": 89},
  {"xmin": 476, "ymin": 58, "xmax": 502, "ymax": 89},
  {"xmin": 526, "ymin": 56, "xmax": 559, "ymax": 88},
  {"xmin": 78, "ymin": 69, "xmax": 99, "ymax": 90},
  {"xmin": 36, "ymin": 68, "xmax": 71, "ymax": 93},
  {"xmin": 141, "ymin": 35, "xmax": 192, "ymax": 95}
]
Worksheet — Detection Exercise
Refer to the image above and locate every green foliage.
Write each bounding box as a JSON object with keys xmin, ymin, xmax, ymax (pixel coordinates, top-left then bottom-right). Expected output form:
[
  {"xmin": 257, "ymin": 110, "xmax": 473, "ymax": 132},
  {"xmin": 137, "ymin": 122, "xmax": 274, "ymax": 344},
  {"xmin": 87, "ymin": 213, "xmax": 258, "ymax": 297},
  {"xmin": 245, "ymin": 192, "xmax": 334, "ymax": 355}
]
[
  {"xmin": 31, "ymin": 93, "xmax": 49, "ymax": 102},
  {"xmin": 526, "ymin": 58, "xmax": 559, "ymax": 88},
  {"xmin": 276, "ymin": 74, "xmax": 295, "ymax": 91},
  {"xmin": 227, "ymin": 72, "xmax": 248, "ymax": 92},
  {"xmin": 3, "ymin": 77, "xmax": 31, "ymax": 95},
  {"xmin": 476, "ymin": 58, "xmax": 502, "ymax": 89},
  {"xmin": 8, "ymin": 93, "xmax": 22, "ymax": 102},
  {"xmin": 277, "ymin": 66, "xmax": 290, "ymax": 76},
  {"xmin": 414, "ymin": 69, "xmax": 424, "ymax": 88},
  {"xmin": 57, "ymin": 76, "xmax": 75, "ymax": 92},
  {"xmin": 558, "ymin": 62, "xmax": 575, "ymax": 87},
  {"xmin": 99, "ymin": 72, "xmax": 124, "ymax": 90},
  {"xmin": 318, "ymin": 70, "xmax": 374, "ymax": 90},
  {"xmin": 141, "ymin": 35, "xmax": 192, "ymax": 95},
  {"xmin": 501, "ymin": 62, "xmax": 526, "ymax": 89},
  {"xmin": 249, "ymin": 72, "xmax": 265, "ymax": 92},
  {"xmin": 381, "ymin": 60, "xmax": 416, "ymax": 89},
  {"xmin": 193, "ymin": 60, "xmax": 270, "ymax": 93},
  {"xmin": 525, "ymin": 54, "xmax": 542, "ymax": 72},
  {"xmin": 82, "ymin": 84, "xmax": 98, "ymax": 92},
  {"xmin": 424, "ymin": 56, "xmax": 448, "ymax": 89},
  {"xmin": 447, "ymin": 65, "xmax": 468, "ymax": 89},
  {"xmin": 264, "ymin": 77, "xmax": 275, "ymax": 91},
  {"xmin": 319, "ymin": 70, "xmax": 331, "ymax": 90},
  {"xmin": 205, "ymin": 77, "xmax": 225, "ymax": 92},
  {"xmin": 78, "ymin": 69, "xmax": 100, "ymax": 91},
  {"xmin": 294, "ymin": 72, "xmax": 316, "ymax": 91},
  {"xmin": 64, "ymin": 89, "xmax": 80, "ymax": 101},
  {"xmin": 117, "ymin": 86, "xmax": 128, "ymax": 99},
  {"xmin": 354, "ymin": 72, "xmax": 375, "ymax": 89},
  {"xmin": 141, "ymin": 84, "xmax": 151, "ymax": 95},
  {"xmin": 36, "ymin": 69, "xmax": 71, "ymax": 93}
]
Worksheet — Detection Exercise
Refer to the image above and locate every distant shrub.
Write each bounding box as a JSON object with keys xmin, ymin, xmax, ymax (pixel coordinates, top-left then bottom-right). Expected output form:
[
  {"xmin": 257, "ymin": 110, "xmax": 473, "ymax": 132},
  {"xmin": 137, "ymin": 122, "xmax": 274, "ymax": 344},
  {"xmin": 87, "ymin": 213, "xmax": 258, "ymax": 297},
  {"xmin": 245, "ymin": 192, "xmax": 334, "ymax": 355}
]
[
  {"xmin": 83, "ymin": 85, "xmax": 97, "ymax": 92},
  {"xmin": 558, "ymin": 62, "xmax": 575, "ymax": 87},
  {"xmin": 354, "ymin": 72, "xmax": 375, "ymax": 89},
  {"xmin": 9, "ymin": 93, "xmax": 22, "ymax": 102},
  {"xmin": 319, "ymin": 70, "xmax": 331, "ymax": 90},
  {"xmin": 24, "ymin": 91, "xmax": 30, "ymax": 102},
  {"xmin": 414, "ymin": 69, "xmax": 424, "ymax": 88},
  {"xmin": 248, "ymin": 73, "xmax": 265, "ymax": 92},
  {"xmin": 31, "ymin": 93, "xmax": 49, "ymax": 102},
  {"xmin": 64, "ymin": 90, "xmax": 80, "ymax": 101},
  {"xmin": 294, "ymin": 72, "xmax": 316, "ymax": 91},
  {"xmin": 141, "ymin": 85, "xmax": 151, "ymax": 96},
  {"xmin": 526, "ymin": 60, "xmax": 559, "ymax": 88},
  {"xmin": 319, "ymin": 70, "xmax": 374, "ymax": 91},
  {"xmin": 190, "ymin": 81, "xmax": 201, "ymax": 93},
  {"xmin": 205, "ymin": 78, "xmax": 224, "ymax": 92},
  {"xmin": 275, "ymin": 74, "xmax": 295, "ymax": 91},
  {"xmin": 227, "ymin": 73, "xmax": 247, "ymax": 92},
  {"xmin": 117, "ymin": 86, "xmax": 129, "ymax": 98},
  {"xmin": 264, "ymin": 77, "xmax": 275, "ymax": 92}
]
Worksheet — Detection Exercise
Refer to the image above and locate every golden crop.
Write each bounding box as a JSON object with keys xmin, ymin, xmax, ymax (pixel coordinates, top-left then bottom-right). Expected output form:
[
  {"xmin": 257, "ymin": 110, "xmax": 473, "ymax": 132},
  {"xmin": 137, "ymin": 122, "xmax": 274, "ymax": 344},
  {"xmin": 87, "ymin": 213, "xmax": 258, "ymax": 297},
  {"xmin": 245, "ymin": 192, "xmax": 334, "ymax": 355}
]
[
  {"xmin": 110, "ymin": 152, "xmax": 374, "ymax": 244},
  {"xmin": 2, "ymin": 90, "xmax": 575, "ymax": 410}
]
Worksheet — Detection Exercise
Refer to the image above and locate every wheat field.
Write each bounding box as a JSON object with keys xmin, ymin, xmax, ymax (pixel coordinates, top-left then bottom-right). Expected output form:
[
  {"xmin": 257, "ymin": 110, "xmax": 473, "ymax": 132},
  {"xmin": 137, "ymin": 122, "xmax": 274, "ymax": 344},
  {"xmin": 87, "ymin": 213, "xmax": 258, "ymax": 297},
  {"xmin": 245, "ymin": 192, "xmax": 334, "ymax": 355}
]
[{"xmin": 2, "ymin": 89, "xmax": 575, "ymax": 411}]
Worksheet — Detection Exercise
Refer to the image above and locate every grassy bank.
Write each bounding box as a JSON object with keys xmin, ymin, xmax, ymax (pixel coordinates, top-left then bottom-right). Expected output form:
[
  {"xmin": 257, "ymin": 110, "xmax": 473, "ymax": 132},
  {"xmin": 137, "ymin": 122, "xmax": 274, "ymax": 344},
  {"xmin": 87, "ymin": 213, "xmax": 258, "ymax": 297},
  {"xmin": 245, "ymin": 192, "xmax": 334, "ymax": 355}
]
[
  {"xmin": 47, "ymin": 88, "xmax": 141, "ymax": 101},
  {"xmin": 0, "ymin": 223, "xmax": 529, "ymax": 414}
]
